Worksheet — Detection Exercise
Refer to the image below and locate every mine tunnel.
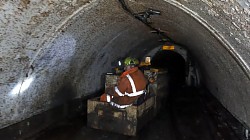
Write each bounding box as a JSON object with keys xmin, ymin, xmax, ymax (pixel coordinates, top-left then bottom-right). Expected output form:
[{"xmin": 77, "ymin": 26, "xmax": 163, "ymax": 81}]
[
  {"xmin": 0, "ymin": 0, "xmax": 250, "ymax": 140},
  {"xmin": 151, "ymin": 50, "xmax": 186, "ymax": 88}
]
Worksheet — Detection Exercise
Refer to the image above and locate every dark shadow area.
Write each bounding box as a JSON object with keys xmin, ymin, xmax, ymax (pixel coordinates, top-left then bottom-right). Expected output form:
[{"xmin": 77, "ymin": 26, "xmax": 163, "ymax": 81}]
[
  {"xmin": 151, "ymin": 50, "xmax": 186, "ymax": 91},
  {"xmin": 150, "ymin": 50, "xmax": 241, "ymax": 140},
  {"xmin": 168, "ymin": 87, "xmax": 240, "ymax": 140}
]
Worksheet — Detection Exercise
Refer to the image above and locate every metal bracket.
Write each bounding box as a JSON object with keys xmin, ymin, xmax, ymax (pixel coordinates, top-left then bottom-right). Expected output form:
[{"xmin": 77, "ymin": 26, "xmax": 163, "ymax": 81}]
[
  {"xmin": 134, "ymin": 9, "xmax": 161, "ymax": 24},
  {"xmin": 118, "ymin": 0, "xmax": 176, "ymax": 44}
]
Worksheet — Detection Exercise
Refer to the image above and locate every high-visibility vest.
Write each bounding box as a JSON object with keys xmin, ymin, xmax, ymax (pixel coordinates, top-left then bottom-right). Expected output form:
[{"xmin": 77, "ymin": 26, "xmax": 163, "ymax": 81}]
[
  {"xmin": 109, "ymin": 74, "xmax": 146, "ymax": 108},
  {"xmin": 114, "ymin": 74, "xmax": 145, "ymax": 97}
]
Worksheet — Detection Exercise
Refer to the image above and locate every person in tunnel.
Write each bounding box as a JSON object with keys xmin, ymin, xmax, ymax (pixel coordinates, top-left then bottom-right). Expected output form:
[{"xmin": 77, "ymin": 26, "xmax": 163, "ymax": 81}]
[{"xmin": 100, "ymin": 57, "xmax": 148, "ymax": 109}]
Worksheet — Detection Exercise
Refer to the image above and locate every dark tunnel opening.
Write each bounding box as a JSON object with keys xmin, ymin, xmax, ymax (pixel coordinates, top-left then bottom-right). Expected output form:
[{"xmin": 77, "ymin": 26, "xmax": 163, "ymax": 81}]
[{"xmin": 151, "ymin": 50, "xmax": 186, "ymax": 91}]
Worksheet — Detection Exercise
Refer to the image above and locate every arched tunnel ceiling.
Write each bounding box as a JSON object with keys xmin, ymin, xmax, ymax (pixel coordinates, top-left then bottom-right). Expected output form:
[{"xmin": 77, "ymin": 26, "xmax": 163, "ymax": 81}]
[{"xmin": 0, "ymin": 0, "xmax": 249, "ymax": 130}]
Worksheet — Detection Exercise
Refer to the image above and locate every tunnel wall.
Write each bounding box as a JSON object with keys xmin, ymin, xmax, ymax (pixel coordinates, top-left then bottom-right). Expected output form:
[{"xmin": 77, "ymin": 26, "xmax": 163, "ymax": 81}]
[
  {"xmin": 0, "ymin": 0, "xmax": 249, "ymax": 133},
  {"xmin": 133, "ymin": 0, "xmax": 250, "ymax": 128},
  {"xmin": 0, "ymin": 0, "xmax": 159, "ymax": 130}
]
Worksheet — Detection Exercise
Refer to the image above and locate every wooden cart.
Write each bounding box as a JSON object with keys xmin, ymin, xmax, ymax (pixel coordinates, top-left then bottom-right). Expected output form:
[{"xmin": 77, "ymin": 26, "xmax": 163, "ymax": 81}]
[{"xmin": 87, "ymin": 96, "xmax": 156, "ymax": 136}]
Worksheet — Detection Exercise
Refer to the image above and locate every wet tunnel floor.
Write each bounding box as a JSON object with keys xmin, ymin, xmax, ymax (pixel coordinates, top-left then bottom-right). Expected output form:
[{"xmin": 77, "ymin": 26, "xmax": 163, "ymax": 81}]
[{"xmin": 29, "ymin": 87, "xmax": 239, "ymax": 140}]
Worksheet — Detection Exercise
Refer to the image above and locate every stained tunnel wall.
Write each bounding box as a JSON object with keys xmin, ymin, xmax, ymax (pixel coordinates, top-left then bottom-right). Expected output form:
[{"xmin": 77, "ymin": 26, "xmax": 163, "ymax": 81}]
[{"xmin": 0, "ymin": 0, "xmax": 249, "ymax": 131}]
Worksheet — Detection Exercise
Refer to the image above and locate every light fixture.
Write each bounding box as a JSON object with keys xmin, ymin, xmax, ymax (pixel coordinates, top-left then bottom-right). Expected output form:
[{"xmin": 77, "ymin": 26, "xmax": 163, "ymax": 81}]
[{"xmin": 118, "ymin": 61, "xmax": 121, "ymax": 66}]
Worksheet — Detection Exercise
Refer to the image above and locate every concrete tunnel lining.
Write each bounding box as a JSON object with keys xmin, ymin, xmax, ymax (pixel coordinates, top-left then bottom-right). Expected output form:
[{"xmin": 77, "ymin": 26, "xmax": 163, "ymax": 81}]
[{"xmin": 0, "ymin": 0, "xmax": 250, "ymax": 136}]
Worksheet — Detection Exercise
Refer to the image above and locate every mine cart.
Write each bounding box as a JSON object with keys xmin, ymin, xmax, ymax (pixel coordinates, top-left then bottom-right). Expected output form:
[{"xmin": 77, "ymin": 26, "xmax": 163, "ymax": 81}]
[
  {"xmin": 87, "ymin": 72, "xmax": 158, "ymax": 136},
  {"xmin": 87, "ymin": 96, "xmax": 156, "ymax": 136}
]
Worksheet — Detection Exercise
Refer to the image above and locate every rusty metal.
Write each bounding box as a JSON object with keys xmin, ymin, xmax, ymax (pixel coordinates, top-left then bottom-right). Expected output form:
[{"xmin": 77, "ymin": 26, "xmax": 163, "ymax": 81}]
[
  {"xmin": 87, "ymin": 96, "xmax": 156, "ymax": 136},
  {"xmin": 105, "ymin": 74, "xmax": 119, "ymax": 92}
]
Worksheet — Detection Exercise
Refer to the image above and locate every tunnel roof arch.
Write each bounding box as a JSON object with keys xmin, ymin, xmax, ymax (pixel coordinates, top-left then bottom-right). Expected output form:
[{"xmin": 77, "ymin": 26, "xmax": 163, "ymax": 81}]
[{"xmin": 0, "ymin": 0, "xmax": 249, "ymax": 131}]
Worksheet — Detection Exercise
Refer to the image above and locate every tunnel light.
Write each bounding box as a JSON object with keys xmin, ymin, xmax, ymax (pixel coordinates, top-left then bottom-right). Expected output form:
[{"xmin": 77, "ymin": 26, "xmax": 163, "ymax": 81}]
[
  {"xmin": 145, "ymin": 57, "xmax": 151, "ymax": 64},
  {"xmin": 162, "ymin": 45, "xmax": 175, "ymax": 50},
  {"xmin": 11, "ymin": 77, "xmax": 34, "ymax": 96},
  {"xmin": 139, "ymin": 57, "xmax": 151, "ymax": 66},
  {"xmin": 118, "ymin": 61, "xmax": 121, "ymax": 66}
]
